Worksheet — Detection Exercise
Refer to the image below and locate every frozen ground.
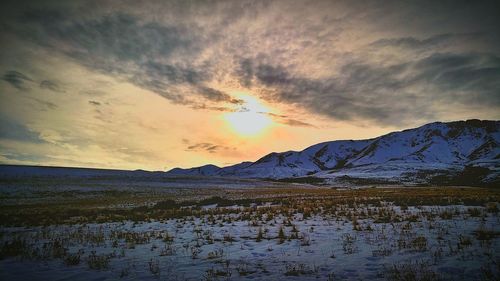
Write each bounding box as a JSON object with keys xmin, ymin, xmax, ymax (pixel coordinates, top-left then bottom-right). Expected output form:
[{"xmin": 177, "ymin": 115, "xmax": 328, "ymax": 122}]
[
  {"xmin": 0, "ymin": 173, "xmax": 295, "ymax": 207},
  {"xmin": 1, "ymin": 186, "xmax": 499, "ymax": 281}
]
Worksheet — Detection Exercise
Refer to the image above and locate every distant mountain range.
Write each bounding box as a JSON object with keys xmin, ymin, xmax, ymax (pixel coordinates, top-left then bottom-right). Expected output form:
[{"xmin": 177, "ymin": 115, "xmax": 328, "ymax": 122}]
[{"xmin": 167, "ymin": 120, "xmax": 500, "ymax": 186}]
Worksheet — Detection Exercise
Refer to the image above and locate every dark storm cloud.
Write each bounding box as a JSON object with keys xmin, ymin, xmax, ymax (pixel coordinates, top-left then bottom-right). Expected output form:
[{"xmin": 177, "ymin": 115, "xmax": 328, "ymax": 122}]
[
  {"xmin": 198, "ymin": 87, "xmax": 243, "ymax": 104},
  {"xmin": 2, "ymin": 0, "xmax": 499, "ymax": 127},
  {"xmin": 239, "ymin": 51, "xmax": 500, "ymax": 126},
  {"xmin": 8, "ymin": 9, "xmax": 232, "ymax": 106},
  {"xmin": 236, "ymin": 58, "xmax": 254, "ymax": 87},
  {"xmin": 412, "ymin": 53, "xmax": 500, "ymax": 102},
  {"xmin": 19, "ymin": 11, "xmax": 190, "ymax": 64},
  {"xmin": 2, "ymin": 71, "xmax": 33, "ymax": 90}
]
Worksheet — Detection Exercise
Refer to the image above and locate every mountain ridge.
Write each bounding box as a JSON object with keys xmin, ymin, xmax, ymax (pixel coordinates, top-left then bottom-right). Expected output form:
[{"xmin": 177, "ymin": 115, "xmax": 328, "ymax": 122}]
[{"xmin": 166, "ymin": 119, "xmax": 500, "ymax": 186}]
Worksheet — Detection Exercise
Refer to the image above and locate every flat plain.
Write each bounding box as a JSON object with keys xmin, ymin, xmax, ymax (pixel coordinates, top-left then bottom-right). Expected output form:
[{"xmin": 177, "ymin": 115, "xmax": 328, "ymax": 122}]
[{"xmin": 0, "ymin": 176, "xmax": 499, "ymax": 280}]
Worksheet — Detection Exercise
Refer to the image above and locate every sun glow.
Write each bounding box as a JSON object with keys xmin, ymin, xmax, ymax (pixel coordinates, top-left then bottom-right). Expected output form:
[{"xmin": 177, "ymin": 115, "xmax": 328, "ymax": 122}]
[{"xmin": 224, "ymin": 94, "xmax": 273, "ymax": 137}]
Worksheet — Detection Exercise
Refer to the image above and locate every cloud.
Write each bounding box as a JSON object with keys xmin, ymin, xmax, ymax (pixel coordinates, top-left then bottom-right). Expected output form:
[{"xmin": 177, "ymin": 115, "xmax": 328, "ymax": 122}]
[
  {"xmin": 281, "ymin": 118, "xmax": 316, "ymax": 128},
  {"xmin": 264, "ymin": 112, "xmax": 316, "ymax": 128},
  {"xmin": 197, "ymin": 87, "xmax": 243, "ymax": 104},
  {"xmin": 189, "ymin": 103, "xmax": 233, "ymax": 112},
  {"xmin": 80, "ymin": 89, "xmax": 107, "ymax": 96},
  {"xmin": 0, "ymin": 0, "xmax": 499, "ymax": 171},
  {"xmin": 412, "ymin": 53, "xmax": 500, "ymax": 103},
  {"xmin": 237, "ymin": 51, "xmax": 500, "ymax": 126},
  {"xmin": 2, "ymin": 0, "xmax": 499, "ymax": 128},
  {"xmin": 40, "ymin": 80, "xmax": 64, "ymax": 93},
  {"xmin": 8, "ymin": 9, "xmax": 243, "ymax": 108},
  {"xmin": 27, "ymin": 97, "xmax": 58, "ymax": 110},
  {"xmin": 0, "ymin": 112, "xmax": 44, "ymax": 143},
  {"xmin": 3, "ymin": 71, "xmax": 64, "ymax": 94},
  {"xmin": 368, "ymin": 33, "xmax": 483, "ymax": 51},
  {"xmin": 185, "ymin": 142, "xmax": 235, "ymax": 154},
  {"xmin": 0, "ymin": 150, "xmax": 51, "ymax": 163},
  {"xmin": 236, "ymin": 58, "xmax": 254, "ymax": 87},
  {"xmin": 2, "ymin": 70, "xmax": 33, "ymax": 90}
]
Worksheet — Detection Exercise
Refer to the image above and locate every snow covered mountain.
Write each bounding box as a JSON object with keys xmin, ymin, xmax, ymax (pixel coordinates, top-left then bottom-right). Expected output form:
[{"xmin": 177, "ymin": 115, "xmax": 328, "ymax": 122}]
[{"xmin": 166, "ymin": 120, "xmax": 500, "ymax": 186}]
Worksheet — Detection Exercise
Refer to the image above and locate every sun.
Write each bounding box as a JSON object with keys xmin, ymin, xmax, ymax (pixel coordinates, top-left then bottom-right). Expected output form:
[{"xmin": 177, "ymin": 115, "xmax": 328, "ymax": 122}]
[
  {"xmin": 223, "ymin": 94, "xmax": 273, "ymax": 137},
  {"xmin": 225, "ymin": 111, "xmax": 272, "ymax": 136}
]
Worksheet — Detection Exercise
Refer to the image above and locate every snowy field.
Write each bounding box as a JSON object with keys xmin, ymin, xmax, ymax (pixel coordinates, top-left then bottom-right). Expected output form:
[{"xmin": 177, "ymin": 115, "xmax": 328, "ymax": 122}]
[
  {"xmin": 0, "ymin": 173, "xmax": 291, "ymax": 207},
  {"xmin": 0, "ymin": 180, "xmax": 499, "ymax": 280}
]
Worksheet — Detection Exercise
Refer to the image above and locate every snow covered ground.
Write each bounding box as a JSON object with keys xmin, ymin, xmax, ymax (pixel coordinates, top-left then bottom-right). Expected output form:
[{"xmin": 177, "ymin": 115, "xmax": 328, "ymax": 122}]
[{"xmin": 1, "ymin": 192, "xmax": 499, "ymax": 281}]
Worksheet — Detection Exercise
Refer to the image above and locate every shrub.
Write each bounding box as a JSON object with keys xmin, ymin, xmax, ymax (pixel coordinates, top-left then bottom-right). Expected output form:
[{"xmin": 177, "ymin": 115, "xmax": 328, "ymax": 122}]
[
  {"xmin": 64, "ymin": 251, "xmax": 81, "ymax": 266},
  {"xmin": 87, "ymin": 251, "xmax": 111, "ymax": 270},
  {"xmin": 256, "ymin": 228, "xmax": 263, "ymax": 242},
  {"xmin": 284, "ymin": 263, "xmax": 314, "ymax": 276},
  {"xmin": 154, "ymin": 199, "xmax": 178, "ymax": 209},
  {"xmin": 148, "ymin": 258, "xmax": 160, "ymax": 277},
  {"xmin": 410, "ymin": 236, "xmax": 427, "ymax": 252},
  {"xmin": 385, "ymin": 261, "xmax": 441, "ymax": 281},
  {"xmin": 278, "ymin": 226, "xmax": 286, "ymax": 244}
]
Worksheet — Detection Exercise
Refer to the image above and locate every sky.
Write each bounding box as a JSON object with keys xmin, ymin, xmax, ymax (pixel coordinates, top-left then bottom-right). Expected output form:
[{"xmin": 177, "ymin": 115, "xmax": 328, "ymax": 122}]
[{"xmin": 0, "ymin": 0, "xmax": 499, "ymax": 171}]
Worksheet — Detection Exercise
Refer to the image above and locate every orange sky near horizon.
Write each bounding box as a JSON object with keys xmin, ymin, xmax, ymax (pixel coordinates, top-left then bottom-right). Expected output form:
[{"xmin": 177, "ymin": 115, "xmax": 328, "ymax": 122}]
[{"xmin": 0, "ymin": 56, "xmax": 393, "ymax": 171}]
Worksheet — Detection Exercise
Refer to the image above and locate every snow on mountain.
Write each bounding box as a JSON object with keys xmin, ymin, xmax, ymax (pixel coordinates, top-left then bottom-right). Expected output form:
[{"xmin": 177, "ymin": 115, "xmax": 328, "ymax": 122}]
[{"xmin": 166, "ymin": 120, "xmax": 500, "ymax": 185}]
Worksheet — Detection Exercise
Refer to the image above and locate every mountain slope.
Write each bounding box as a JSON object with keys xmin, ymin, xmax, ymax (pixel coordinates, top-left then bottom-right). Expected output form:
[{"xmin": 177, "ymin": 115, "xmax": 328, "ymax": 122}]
[
  {"xmin": 165, "ymin": 164, "xmax": 221, "ymax": 177},
  {"xmin": 166, "ymin": 120, "xmax": 500, "ymax": 185}
]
